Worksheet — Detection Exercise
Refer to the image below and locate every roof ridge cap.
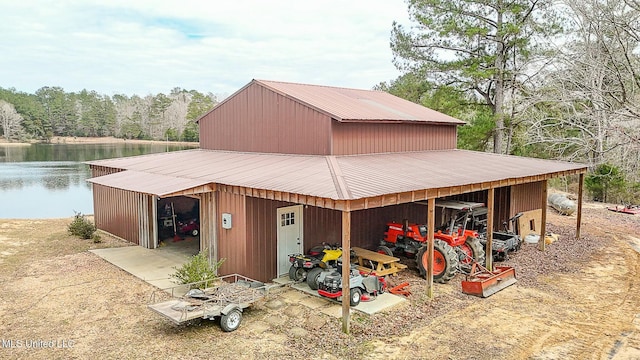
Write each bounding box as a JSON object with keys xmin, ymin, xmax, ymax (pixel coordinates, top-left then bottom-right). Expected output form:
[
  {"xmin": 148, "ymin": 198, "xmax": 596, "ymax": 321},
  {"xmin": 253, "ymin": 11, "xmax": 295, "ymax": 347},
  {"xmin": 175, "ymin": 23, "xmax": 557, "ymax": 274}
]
[{"xmin": 326, "ymin": 156, "xmax": 351, "ymax": 200}]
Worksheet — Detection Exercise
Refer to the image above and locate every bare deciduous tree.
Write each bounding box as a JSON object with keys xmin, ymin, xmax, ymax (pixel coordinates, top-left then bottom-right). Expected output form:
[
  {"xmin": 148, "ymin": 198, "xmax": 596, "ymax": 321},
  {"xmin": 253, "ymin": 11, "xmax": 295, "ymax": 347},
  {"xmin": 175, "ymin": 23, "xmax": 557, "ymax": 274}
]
[
  {"xmin": 0, "ymin": 100, "xmax": 23, "ymax": 140},
  {"xmin": 521, "ymin": 0, "xmax": 640, "ymax": 176}
]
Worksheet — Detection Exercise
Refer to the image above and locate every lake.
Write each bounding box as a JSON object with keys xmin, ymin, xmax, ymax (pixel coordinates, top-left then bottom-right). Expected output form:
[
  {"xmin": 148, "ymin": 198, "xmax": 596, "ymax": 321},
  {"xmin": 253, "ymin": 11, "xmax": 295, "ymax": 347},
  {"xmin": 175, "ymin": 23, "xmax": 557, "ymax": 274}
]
[{"xmin": 0, "ymin": 142, "xmax": 196, "ymax": 219}]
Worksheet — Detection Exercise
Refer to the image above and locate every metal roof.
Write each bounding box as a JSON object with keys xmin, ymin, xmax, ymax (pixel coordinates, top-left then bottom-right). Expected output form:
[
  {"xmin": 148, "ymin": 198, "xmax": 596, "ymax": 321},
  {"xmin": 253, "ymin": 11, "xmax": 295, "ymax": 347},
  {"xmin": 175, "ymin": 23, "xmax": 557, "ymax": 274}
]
[
  {"xmin": 86, "ymin": 170, "xmax": 211, "ymax": 197},
  {"xmin": 206, "ymin": 79, "xmax": 465, "ymax": 125},
  {"xmin": 87, "ymin": 149, "xmax": 587, "ymax": 200}
]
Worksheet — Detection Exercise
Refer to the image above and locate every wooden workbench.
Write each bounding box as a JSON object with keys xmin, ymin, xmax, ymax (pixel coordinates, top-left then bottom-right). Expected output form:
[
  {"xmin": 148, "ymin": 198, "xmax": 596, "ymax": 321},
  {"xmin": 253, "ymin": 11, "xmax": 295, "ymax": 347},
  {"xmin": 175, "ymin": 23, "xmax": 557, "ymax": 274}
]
[{"xmin": 351, "ymin": 247, "xmax": 407, "ymax": 276}]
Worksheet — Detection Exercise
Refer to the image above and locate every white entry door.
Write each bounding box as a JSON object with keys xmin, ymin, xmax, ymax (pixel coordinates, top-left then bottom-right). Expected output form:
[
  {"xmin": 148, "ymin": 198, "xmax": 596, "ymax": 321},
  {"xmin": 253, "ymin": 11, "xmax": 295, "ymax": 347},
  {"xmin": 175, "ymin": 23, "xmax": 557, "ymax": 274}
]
[{"xmin": 277, "ymin": 205, "xmax": 303, "ymax": 276}]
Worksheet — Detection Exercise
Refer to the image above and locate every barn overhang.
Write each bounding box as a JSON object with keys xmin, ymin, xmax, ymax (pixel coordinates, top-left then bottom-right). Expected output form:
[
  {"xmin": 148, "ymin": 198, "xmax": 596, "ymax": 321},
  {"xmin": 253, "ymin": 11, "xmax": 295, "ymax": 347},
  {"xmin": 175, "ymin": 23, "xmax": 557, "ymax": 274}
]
[
  {"xmin": 87, "ymin": 170, "xmax": 215, "ymax": 198},
  {"xmin": 87, "ymin": 149, "xmax": 588, "ymax": 210}
]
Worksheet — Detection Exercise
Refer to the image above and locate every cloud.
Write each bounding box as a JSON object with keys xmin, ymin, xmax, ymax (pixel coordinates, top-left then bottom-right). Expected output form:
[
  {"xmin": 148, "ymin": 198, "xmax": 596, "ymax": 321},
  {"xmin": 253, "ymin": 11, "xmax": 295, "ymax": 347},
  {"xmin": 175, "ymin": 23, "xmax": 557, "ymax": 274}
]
[{"xmin": 0, "ymin": 0, "xmax": 410, "ymax": 97}]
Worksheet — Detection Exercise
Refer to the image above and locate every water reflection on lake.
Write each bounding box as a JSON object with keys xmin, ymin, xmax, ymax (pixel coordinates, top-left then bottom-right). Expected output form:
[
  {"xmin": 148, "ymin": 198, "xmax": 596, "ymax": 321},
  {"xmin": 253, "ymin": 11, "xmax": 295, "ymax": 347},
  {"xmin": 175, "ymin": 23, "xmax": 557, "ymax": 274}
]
[{"xmin": 0, "ymin": 142, "xmax": 196, "ymax": 219}]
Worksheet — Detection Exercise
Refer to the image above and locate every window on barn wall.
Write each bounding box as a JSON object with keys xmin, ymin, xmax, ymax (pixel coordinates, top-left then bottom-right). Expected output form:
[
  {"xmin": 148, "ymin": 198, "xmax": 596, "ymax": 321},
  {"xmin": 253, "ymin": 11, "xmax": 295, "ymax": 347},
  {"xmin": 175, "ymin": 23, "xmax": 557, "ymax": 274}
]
[{"xmin": 281, "ymin": 212, "xmax": 295, "ymax": 226}]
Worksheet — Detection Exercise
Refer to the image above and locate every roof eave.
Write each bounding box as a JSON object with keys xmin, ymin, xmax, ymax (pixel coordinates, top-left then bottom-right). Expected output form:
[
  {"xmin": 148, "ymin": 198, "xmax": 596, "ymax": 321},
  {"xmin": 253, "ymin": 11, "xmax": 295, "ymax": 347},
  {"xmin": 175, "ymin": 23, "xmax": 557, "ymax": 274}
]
[{"xmin": 335, "ymin": 118, "xmax": 466, "ymax": 126}]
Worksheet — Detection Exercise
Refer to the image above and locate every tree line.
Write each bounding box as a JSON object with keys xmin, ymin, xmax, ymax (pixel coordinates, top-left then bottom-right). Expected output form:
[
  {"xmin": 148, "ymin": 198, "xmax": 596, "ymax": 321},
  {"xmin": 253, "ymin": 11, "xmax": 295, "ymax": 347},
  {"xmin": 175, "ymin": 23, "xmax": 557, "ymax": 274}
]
[
  {"xmin": 0, "ymin": 86, "xmax": 217, "ymax": 142},
  {"xmin": 383, "ymin": 0, "xmax": 640, "ymax": 203}
]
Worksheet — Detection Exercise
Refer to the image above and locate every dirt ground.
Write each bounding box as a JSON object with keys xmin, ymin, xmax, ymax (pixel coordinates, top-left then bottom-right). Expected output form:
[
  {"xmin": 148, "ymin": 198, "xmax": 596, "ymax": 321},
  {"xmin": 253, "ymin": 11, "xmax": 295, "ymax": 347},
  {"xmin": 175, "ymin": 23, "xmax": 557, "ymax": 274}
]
[{"xmin": 1, "ymin": 203, "xmax": 640, "ymax": 360}]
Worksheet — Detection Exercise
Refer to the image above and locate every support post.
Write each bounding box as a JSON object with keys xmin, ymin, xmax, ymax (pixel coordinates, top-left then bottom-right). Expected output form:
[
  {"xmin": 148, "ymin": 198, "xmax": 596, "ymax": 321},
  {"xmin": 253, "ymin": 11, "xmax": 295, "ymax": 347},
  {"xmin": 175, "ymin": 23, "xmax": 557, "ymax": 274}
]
[
  {"xmin": 426, "ymin": 198, "xmax": 435, "ymax": 299},
  {"xmin": 538, "ymin": 180, "xmax": 548, "ymax": 251},
  {"xmin": 341, "ymin": 210, "xmax": 351, "ymax": 334},
  {"xmin": 486, "ymin": 188, "xmax": 495, "ymax": 271},
  {"xmin": 576, "ymin": 173, "xmax": 584, "ymax": 240}
]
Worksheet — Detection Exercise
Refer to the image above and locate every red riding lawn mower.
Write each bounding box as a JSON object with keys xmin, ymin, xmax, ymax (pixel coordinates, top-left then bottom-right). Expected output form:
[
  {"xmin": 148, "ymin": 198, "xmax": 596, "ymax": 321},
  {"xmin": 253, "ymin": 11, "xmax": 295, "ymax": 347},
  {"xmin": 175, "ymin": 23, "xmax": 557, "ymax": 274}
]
[{"xmin": 379, "ymin": 200, "xmax": 486, "ymax": 283}]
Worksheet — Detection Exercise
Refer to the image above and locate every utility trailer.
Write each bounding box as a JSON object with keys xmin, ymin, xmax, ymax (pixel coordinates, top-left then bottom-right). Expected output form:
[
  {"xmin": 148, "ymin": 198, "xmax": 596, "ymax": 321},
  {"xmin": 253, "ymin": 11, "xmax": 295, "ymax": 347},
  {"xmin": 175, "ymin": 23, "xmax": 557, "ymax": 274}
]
[
  {"xmin": 148, "ymin": 274, "xmax": 267, "ymax": 332},
  {"xmin": 469, "ymin": 208, "xmax": 523, "ymax": 261}
]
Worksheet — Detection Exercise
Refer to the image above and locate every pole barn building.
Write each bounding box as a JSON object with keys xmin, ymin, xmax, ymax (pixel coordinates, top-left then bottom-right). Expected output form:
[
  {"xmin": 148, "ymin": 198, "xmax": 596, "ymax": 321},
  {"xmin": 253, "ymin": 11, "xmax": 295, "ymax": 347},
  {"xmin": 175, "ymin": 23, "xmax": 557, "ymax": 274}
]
[{"xmin": 87, "ymin": 80, "xmax": 586, "ymax": 310}]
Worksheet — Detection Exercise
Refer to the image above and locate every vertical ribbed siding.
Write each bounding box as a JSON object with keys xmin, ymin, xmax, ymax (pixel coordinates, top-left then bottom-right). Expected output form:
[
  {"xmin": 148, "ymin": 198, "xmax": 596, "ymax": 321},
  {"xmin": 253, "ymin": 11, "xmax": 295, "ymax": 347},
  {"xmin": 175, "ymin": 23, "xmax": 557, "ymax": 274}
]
[
  {"xmin": 511, "ymin": 182, "xmax": 544, "ymax": 214},
  {"xmin": 90, "ymin": 165, "xmax": 123, "ymax": 177},
  {"xmin": 200, "ymin": 192, "xmax": 217, "ymax": 264},
  {"xmin": 93, "ymin": 184, "xmax": 142, "ymax": 245},
  {"xmin": 199, "ymin": 82, "xmax": 332, "ymax": 154},
  {"xmin": 494, "ymin": 187, "xmax": 510, "ymax": 231},
  {"xmin": 351, "ymin": 203, "xmax": 428, "ymax": 248},
  {"xmin": 244, "ymin": 198, "xmax": 292, "ymax": 281},
  {"xmin": 331, "ymin": 122, "xmax": 457, "ymax": 155},
  {"xmin": 303, "ymin": 206, "xmax": 342, "ymax": 248},
  {"xmin": 216, "ymin": 191, "xmax": 247, "ymax": 277},
  {"xmin": 138, "ymin": 195, "xmax": 149, "ymax": 248},
  {"xmin": 450, "ymin": 189, "xmax": 511, "ymax": 232}
]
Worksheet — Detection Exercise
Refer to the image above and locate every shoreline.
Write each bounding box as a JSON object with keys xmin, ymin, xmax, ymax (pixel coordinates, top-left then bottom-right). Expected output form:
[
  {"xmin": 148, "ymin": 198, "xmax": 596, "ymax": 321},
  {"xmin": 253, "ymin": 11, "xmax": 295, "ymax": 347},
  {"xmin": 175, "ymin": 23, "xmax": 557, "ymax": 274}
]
[{"xmin": 0, "ymin": 136, "xmax": 199, "ymax": 147}]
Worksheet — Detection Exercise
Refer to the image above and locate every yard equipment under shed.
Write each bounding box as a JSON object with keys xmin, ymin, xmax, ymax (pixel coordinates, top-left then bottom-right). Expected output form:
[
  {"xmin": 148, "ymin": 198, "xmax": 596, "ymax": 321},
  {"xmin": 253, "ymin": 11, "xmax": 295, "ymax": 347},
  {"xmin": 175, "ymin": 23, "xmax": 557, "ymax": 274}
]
[{"xmin": 461, "ymin": 263, "xmax": 517, "ymax": 298}]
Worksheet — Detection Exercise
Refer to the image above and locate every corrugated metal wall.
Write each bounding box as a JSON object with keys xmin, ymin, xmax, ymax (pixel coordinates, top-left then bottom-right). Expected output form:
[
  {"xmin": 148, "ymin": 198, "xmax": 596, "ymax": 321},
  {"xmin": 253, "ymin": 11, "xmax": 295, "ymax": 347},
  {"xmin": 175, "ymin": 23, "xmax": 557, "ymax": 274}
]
[
  {"xmin": 217, "ymin": 191, "xmax": 248, "ymax": 276},
  {"xmin": 244, "ymin": 197, "xmax": 292, "ymax": 281},
  {"xmin": 216, "ymin": 197, "xmax": 429, "ymax": 282},
  {"xmin": 303, "ymin": 206, "xmax": 342, "ymax": 248},
  {"xmin": 351, "ymin": 203, "xmax": 429, "ymax": 248},
  {"xmin": 92, "ymin": 184, "xmax": 146, "ymax": 245},
  {"xmin": 200, "ymin": 192, "xmax": 217, "ymax": 263},
  {"xmin": 199, "ymin": 82, "xmax": 333, "ymax": 154},
  {"xmin": 510, "ymin": 182, "xmax": 544, "ymax": 214},
  {"xmin": 331, "ymin": 122, "xmax": 458, "ymax": 155},
  {"xmin": 450, "ymin": 188, "xmax": 510, "ymax": 231},
  {"xmin": 217, "ymin": 197, "xmax": 342, "ymax": 282},
  {"xmin": 90, "ymin": 165, "xmax": 122, "ymax": 177}
]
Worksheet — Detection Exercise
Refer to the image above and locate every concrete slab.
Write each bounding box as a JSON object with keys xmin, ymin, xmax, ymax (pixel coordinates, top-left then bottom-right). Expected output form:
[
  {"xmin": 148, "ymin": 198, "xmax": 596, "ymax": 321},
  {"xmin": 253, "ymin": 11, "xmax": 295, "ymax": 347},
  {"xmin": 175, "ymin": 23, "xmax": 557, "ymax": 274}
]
[
  {"xmin": 90, "ymin": 245, "xmax": 193, "ymax": 289},
  {"xmin": 289, "ymin": 278, "xmax": 406, "ymax": 315}
]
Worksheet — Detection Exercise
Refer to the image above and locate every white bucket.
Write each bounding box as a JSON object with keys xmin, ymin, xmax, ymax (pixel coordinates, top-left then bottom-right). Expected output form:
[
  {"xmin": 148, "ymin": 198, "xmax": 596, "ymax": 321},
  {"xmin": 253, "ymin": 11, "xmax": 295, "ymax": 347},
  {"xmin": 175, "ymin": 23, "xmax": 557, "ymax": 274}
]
[{"xmin": 524, "ymin": 234, "xmax": 540, "ymax": 244}]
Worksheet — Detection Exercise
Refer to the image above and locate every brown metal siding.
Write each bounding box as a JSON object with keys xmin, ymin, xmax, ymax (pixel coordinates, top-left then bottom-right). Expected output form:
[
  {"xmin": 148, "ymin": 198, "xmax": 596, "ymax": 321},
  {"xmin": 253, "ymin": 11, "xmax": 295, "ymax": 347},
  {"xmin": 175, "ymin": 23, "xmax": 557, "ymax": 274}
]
[
  {"xmin": 331, "ymin": 122, "xmax": 458, "ymax": 155},
  {"xmin": 199, "ymin": 192, "xmax": 216, "ymax": 260},
  {"xmin": 90, "ymin": 165, "xmax": 123, "ymax": 178},
  {"xmin": 244, "ymin": 198, "xmax": 292, "ymax": 282},
  {"xmin": 217, "ymin": 191, "xmax": 247, "ymax": 277},
  {"xmin": 351, "ymin": 204, "xmax": 429, "ymax": 249},
  {"xmin": 494, "ymin": 187, "xmax": 511, "ymax": 231},
  {"xmin": 93, "ymin": 184, "xmax": 142, "ymax": 245},
  {"xmin": 450, "ymin": 188, "xmax": 511, "ymax": 232},
  {"xmin": 511, "ymin": 182, "xmax": 544, "ymax": 214},
  {"xmin": 303, "ymin": 206, "xmax": 342, "ymax": 248},
  {"xmin": 199, "ymin": 83, "xmax": 332, "ymax": 154}
]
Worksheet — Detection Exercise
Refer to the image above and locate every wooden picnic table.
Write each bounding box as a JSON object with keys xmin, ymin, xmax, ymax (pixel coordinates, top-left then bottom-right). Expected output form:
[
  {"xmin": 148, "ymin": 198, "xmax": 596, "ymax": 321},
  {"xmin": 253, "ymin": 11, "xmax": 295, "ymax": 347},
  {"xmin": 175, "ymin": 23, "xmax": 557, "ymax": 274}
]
[{"xmin": 351, "ymin": 247, "xmax": 407, "ymax": 277}]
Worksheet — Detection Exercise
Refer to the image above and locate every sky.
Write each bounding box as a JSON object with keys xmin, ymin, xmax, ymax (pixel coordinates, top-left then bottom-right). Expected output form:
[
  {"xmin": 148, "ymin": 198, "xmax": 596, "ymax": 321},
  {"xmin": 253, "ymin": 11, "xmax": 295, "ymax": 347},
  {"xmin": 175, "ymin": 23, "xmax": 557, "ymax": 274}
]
[{"xmin": 0, "ymin": 0, "xmax": 411, "ymax": 98}]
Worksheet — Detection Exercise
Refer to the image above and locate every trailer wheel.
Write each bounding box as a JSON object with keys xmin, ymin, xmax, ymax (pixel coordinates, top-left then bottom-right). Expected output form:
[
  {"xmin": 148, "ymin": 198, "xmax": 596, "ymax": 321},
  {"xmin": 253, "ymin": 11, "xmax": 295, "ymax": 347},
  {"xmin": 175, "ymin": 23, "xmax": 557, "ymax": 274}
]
[
  {"xmin": 417, "ymin": 240, "xmax": 458, "ymax": 283},
  {"xmin": 458, "ymin": 236, "xmax": 485, "ymax": 273},
  {"xmin": 191, "ymin": 229, "xmax": 199, "ymax": 237},
  {"xmin": 288, "ymin": 265, "xmax": 306, "ymax": 281},
  {"xmin": 220, "ymin": 309, "xmax": 242, "ymax": 332},
  {"xmin": 377, "ymin": 245, "xmax": 393, "ymax": 257},
  {"xmin": 306, "ymin": 267, "xmax": 323, "ymax": 290},
  {"xmin": 349, "ymin": 287, "xmax": 362, "ymax": 307}
]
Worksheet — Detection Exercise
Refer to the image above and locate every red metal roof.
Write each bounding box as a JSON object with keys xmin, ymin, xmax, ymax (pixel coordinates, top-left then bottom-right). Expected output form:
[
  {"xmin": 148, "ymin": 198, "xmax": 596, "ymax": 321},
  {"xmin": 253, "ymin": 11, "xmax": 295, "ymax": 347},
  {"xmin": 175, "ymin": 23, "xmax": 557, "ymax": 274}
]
[
  {"xmin": 86, "ymin": 170, "xmax": 211, "ymax": 197},
  {"xmin": 206, "ymin": 79, "xmax": 465, "ymax": 125},
  {"xmin": 87, "ymin": 149, "xmax": 586, "ymax": 200}
]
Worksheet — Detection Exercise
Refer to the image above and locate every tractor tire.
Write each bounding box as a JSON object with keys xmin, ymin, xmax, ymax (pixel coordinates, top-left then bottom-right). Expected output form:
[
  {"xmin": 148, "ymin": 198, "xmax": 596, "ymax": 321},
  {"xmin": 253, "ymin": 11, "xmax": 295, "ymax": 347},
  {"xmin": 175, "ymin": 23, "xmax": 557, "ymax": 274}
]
[
  {"xmin": 377, "ymin": 245, "xmax": 394, "ymax": 257},
  {"xmin": 350, "ymin": 287, "xmax": 362, "ymax": 307},
  {"xmin": 288, "ymin": 265, "xmax": 306, "ymax": 282},
  {"xmin": 457, "ymin": 236, "xmax": 486, "ymax": 273},
  {"xmin": 191, "ymin": 229, "xmax": 199, "ymax": 237},
  {"xmin": 417, "ymin": 239, "xmax": 459, "ymax": 283},
  {"xmin": 306, "ymin": 267, "xmax": 323, "ymax": 290}
]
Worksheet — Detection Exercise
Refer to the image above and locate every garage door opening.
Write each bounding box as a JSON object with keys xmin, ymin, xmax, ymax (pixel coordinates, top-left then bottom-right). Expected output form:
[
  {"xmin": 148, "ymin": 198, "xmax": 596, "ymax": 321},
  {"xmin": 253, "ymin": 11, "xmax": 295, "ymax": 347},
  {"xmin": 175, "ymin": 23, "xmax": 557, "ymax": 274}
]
[{"xmin": 157, "ymin": 196, "xmax": 200, "ymax": 256}]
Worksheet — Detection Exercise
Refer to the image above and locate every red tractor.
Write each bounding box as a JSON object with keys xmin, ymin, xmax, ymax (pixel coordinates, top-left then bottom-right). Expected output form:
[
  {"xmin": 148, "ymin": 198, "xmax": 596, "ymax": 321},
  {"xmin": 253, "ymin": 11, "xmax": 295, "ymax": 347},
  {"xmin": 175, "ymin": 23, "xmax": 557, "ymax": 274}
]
[{"xmin": 379, "ymin": 200, "xmax": 485, "ymax": 283}]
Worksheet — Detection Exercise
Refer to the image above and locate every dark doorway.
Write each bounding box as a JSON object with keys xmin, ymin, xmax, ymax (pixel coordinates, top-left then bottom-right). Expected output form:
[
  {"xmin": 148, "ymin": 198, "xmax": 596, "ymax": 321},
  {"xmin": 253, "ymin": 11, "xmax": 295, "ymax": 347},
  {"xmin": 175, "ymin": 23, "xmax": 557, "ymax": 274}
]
[{"xmin": 157, "ymin": 196, "xmax": 200, "ymax": 255}]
